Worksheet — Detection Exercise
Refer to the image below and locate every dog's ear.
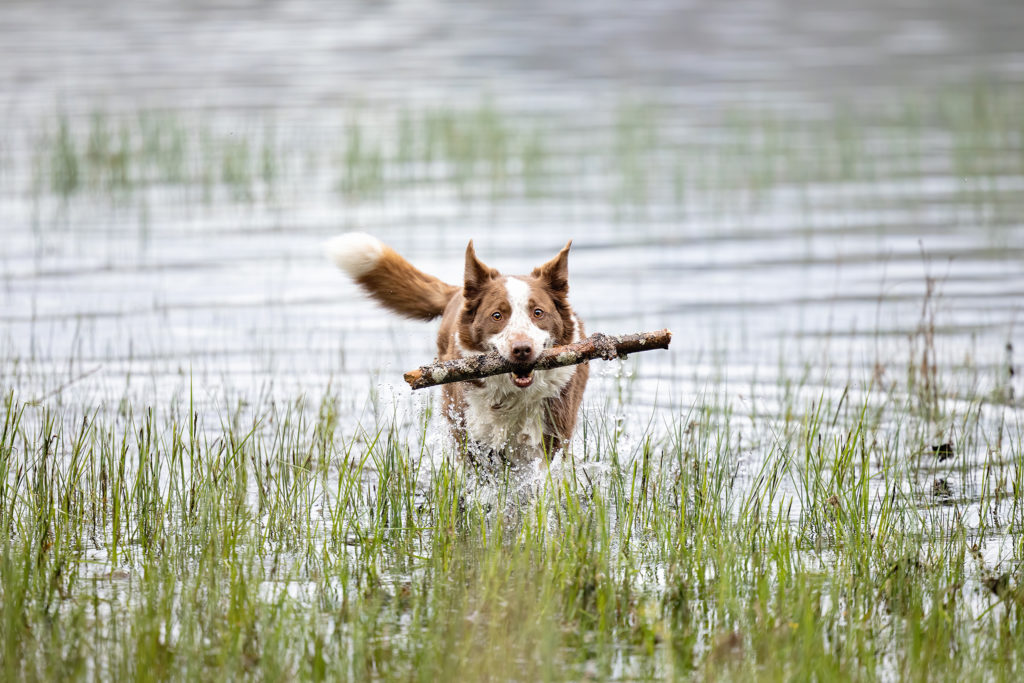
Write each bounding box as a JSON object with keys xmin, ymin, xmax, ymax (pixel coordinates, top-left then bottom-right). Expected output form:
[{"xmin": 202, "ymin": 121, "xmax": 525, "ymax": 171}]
[
  {"xmin": 532, "ymin": 240, "xmax": 571, "ymax": 295},
  {"xmin": 464, "ymin": 240, "xmax": 497, "ymax": 299}
]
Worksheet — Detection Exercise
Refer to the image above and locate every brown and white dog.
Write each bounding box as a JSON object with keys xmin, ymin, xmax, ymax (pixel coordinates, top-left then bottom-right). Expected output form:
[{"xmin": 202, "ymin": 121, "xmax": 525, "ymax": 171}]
[{"xmin": 326, "ymin": 233, "xmax": 588, "ymax": 464}]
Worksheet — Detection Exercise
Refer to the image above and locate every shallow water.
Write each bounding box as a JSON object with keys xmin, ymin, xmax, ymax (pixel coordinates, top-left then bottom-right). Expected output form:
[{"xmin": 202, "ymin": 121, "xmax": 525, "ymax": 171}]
[
  {"xmin": 3, "ymin": 112, "xmax": 1021, "ymax": 424},
  {"xmin": 1, "ymin": 0, "xmax": 1023, "ymax": 550},
  {"xmin": 4, "ymin": 7, "xmax": 1024, "ymax": 679}
]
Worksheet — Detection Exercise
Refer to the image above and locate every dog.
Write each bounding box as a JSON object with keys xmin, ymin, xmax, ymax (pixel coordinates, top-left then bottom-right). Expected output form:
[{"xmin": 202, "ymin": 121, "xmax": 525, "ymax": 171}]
[{"xmin": 326, "ymin": 233, "xmax": 588, "ymax": 465}]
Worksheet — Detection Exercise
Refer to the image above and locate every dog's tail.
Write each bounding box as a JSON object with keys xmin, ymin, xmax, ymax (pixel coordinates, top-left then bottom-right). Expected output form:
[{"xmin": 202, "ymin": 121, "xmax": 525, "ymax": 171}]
[{"xmin": 325, "ymin": 233, "xmax": 459, "ymax": 321}]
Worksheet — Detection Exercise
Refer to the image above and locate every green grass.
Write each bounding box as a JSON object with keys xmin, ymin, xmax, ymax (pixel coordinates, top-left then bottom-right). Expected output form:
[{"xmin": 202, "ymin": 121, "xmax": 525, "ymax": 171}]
[
  {"xmin": 21, "ymin": 83, "xmax": 1024, "ymax": 218},
  {"xmin": 1, "ymin": 359, "xmax": 1023, "ymax": 680},
  {"xmin": 4, "ymin": 82, "xmax": 1024, "ymax": 679}
]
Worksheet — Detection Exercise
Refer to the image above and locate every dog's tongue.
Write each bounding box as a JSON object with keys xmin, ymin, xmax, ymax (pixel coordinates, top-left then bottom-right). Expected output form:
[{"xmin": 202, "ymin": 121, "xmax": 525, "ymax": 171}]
[{"xmin": 512, "ymin": 371, "xmax": 534, "ymax": 388}]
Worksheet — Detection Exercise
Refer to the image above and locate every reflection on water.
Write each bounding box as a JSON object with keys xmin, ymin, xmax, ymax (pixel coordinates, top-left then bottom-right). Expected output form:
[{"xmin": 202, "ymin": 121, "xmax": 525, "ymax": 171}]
[
  {"xmin": 1, "ymin": 3, "xmax": 1023, "ymax": 673},
  {"xmin": 0, "ymin": 0, "xmax": 1022, "ymax": 543},
  {"xmin": 1, "ymin": 0, "xmax": 1023, "ymax": 118},
  {"xmin": 2, "ymin": 98, "xmax": 1021, "ymax": 423}
]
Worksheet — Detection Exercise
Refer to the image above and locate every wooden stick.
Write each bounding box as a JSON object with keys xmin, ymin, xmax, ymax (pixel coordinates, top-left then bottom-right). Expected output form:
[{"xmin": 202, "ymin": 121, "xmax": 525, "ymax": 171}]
[{"xmin": 403, "ymin": 329, "xmax": 672, "ymax": 390}]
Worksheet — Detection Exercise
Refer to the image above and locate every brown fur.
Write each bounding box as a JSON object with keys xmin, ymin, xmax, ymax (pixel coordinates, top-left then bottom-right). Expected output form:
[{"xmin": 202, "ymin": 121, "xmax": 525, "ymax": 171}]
[
  {"xmin": 345, "ymin": 236, "xmax": 588, "ymax": 460},
  {"xmin": 543, "ymin": 357, "xmax": 589, "ymax": 453},
  {"xmin": 437, "ymin": 241, "xmax": 588, "ymax": 458},
  {"xmin": 354, "ymin": 244, "xmax": 458, "ymax": 321}
]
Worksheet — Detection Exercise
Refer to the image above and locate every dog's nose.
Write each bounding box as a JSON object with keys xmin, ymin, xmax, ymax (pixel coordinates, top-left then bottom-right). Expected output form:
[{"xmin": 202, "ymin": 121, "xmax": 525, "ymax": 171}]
[{"xmin": 512, "ymin": 341, "xmax": 533, "ymax": 361}]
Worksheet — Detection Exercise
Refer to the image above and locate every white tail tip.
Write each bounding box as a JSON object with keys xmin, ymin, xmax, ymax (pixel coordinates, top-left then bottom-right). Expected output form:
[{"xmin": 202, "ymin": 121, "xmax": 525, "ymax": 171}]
[{"xmin": 325, "ymin": 232, "xmax": 385, "ymax": 278}]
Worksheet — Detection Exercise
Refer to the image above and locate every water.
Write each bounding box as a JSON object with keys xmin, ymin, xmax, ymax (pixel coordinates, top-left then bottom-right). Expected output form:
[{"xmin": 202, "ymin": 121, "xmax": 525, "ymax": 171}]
[
  {"xmin": 4, "ymin": 111, "xmax": 1021, "ymax": 420},
  {"xmin": 1, "ymin": 0, "xmax": 1023, "ymax": 529},
  {"xmin": 4, "ymin": 7, "xmax": 1024, "ymax": 677},
  {"xmin": 2, "ymin": 0, "xmax": 1023, "ymax": 115}
]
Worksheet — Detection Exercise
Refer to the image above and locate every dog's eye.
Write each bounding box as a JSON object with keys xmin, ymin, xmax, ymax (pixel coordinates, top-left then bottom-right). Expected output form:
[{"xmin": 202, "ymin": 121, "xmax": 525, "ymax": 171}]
[
  {"xmin": 533, "ymin": 308, "xmax": 544, "ymax": 318},
  {"xmin": 491, "ymin": 312, "xmax": 502, "ymax": 321}
]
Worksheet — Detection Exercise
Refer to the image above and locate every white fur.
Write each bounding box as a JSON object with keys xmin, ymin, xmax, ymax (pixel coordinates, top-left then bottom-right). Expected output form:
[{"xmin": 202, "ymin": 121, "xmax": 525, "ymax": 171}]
[
  {"xmin": 489, "ymin": 277, "xmax": 552, "ymax": 357},
  {"xmin": 462, "ymin": 364, "xmax": 578, "ymax": 460},
  {"xmin": 325, "ymin": 232, "xmax": 384, "ymax": 278}
]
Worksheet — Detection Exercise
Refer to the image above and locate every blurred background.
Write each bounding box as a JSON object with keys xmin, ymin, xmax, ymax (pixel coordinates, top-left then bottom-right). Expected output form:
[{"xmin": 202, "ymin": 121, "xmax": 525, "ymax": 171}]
[{"xmin": 2, "ymin": 0, "xmax": 1022, "ymax": 429}]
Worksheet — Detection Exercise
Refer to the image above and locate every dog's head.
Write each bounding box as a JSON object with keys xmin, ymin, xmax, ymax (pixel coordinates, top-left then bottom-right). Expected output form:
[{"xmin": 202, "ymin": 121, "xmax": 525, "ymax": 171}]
[{"xmin": 458, "ymin": 240, "xmax": 577, "ymax": 388}]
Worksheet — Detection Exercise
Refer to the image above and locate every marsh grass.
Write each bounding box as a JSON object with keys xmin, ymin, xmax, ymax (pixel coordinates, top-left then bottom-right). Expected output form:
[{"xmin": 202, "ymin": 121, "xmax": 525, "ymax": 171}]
[
  {"xmin": 2, "ymin": 355, "xmax": 1023, "ymax": 680},
  {"xmin": 24, "ymin": 83, "xmax": 1024, "ymax": 221},
  {"xmin": 4, "ymin": 82, "xmax": 1024, "ymax": 679}
]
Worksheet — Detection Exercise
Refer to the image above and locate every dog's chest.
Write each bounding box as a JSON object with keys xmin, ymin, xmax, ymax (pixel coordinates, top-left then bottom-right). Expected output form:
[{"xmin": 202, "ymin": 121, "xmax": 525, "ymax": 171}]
[{"xmin": 461, "ymin": 365, "xmax": 576, "ymax": 456}]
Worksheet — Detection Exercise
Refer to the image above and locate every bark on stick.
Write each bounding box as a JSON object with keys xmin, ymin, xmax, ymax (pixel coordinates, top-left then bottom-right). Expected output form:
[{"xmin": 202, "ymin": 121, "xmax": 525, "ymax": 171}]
[{"xmin": 403, "ymin": 329, "xmax": 672, "ymax": 390}]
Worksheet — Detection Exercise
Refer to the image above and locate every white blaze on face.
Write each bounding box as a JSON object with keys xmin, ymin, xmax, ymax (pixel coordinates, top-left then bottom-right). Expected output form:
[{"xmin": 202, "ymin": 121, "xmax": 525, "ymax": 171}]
[{"xmin": 489, "ymin": 277, "xmax": 551, "ymax": 360}]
